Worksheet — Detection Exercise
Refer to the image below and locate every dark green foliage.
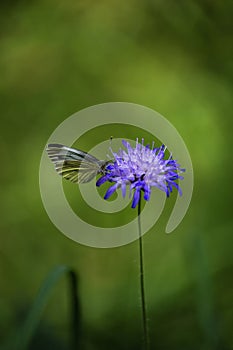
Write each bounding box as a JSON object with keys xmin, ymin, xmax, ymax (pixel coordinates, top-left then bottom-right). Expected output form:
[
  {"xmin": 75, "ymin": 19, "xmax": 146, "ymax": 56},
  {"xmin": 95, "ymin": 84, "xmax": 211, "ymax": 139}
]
[{"xmin": 0, "ymin": 1, "xmax": 233, "ymax": 349}]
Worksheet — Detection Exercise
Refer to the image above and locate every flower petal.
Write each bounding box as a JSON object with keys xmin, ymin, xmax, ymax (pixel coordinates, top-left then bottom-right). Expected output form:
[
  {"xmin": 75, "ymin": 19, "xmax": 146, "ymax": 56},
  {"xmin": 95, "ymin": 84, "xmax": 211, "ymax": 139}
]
[
  {"xmin": 132, "ymin": 187, "xmax": 141, "ymax": 208},
  {"xmin": 104, "ymin": 183, "xmax": 119, "ymax": 199},
  {"xmin": 96, "ymin": 176, "xmax": 109, "ymax": 187},
  {"xmin": 171, "ymin": 182, "xmax": 182, "ymax": 196},
  {"xmin": 121, "ymin": 182, "xmax": 126, "ymax": 198},
  {"xmin": 144, "ymin": 184, "xmax": 151, "ymax": 201}
]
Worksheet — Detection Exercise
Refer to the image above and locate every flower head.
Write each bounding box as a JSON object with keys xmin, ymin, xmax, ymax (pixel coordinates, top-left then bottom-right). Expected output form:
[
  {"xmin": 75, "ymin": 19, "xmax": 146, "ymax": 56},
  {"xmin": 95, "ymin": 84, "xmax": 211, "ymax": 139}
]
[{"xmin": 96, "ymin": 139, "xmax": 185, "ymax": 208}]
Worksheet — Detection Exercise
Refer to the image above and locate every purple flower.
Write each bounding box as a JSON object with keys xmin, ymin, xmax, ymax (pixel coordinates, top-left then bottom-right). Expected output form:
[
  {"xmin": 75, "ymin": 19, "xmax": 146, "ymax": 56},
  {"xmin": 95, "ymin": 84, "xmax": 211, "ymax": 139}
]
[{"xmin": 96, "ymin": 139, "xmax": 185, "ymax": 208}]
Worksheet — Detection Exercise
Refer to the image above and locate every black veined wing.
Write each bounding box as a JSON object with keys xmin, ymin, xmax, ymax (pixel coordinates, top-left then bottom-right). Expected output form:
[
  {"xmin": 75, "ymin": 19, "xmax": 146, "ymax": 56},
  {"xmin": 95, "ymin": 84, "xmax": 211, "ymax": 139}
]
[{"xmin": 46, "ymin": 144, "xmax": 109, "ymax": 183}]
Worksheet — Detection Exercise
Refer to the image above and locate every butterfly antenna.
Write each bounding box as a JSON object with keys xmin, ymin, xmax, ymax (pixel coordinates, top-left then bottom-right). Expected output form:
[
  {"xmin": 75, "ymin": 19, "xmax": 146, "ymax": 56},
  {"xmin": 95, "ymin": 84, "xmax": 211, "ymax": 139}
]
[
  {"xmin": 110, "ymin": 136, "xmax": 113, "ymax": 146},
  {"xmin": 107, "ymin": 136, "xmax": 114, "ymax": 160}
]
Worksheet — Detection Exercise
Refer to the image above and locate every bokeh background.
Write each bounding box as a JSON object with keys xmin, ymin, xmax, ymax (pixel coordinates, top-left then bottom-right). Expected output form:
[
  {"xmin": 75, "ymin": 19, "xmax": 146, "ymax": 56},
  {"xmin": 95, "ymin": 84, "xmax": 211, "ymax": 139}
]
[{"xmin": 0, "ymin": 1, "xmax": 233, "ymax": 349}]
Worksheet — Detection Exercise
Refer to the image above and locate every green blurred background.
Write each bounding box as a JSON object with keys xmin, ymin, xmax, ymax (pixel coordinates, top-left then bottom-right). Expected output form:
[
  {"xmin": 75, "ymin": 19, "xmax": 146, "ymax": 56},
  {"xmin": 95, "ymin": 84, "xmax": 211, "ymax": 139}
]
[{"xmin": 0, "ymin": 1, "xmax": 233, "ymax": 349}]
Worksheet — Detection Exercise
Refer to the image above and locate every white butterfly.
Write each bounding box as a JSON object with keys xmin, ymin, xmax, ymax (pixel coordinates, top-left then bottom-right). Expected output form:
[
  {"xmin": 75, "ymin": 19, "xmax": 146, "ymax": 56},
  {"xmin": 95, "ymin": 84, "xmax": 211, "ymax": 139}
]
[{"xmin": 46, "ymin": 144, "xmax": 110, "ymax": 183}]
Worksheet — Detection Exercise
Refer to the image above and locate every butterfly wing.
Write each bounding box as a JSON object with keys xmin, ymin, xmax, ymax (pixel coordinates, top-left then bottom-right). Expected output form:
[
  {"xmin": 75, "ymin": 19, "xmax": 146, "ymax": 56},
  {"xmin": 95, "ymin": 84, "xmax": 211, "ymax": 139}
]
[{"xmin": 46, "ymin": 144, "xmax": 106, "ymax": 183}]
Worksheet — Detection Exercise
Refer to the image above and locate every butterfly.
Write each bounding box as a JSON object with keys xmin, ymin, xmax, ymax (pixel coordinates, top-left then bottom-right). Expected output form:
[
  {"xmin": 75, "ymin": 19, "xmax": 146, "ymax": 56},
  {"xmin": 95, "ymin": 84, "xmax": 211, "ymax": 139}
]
[{"xmin": 46, "ymin": 143, "xmax": 110, "ymax": 184}]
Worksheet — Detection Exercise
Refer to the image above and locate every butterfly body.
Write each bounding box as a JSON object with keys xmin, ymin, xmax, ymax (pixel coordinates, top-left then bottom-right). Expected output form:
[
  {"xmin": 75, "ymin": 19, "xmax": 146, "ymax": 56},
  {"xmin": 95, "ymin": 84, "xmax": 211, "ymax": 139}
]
[{"xmin": 47, "ymin": 144, "xmax": 109, "ymax": 183}]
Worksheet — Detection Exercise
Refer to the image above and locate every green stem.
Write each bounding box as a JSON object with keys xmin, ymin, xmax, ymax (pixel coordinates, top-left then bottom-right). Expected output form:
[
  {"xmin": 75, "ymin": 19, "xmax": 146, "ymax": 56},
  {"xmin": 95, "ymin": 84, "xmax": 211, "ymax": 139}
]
[
  {"xmin": 2, "ymin": 265, "xmax": 80, "ymax": 350},
  {"xmin": 138, "ymin": 196, "xmax": 149, "ymax": 350}
]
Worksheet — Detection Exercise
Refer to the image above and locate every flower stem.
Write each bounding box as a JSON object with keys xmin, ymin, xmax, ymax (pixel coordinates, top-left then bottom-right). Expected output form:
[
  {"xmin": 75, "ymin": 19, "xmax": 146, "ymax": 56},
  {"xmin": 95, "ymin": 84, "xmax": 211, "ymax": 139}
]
[{"xmin": 138, "ymin": 195, "xmax": 149, "ymax": 350}]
